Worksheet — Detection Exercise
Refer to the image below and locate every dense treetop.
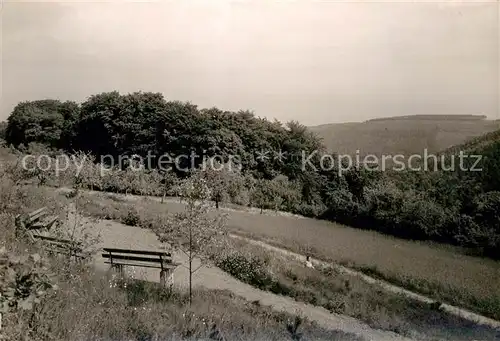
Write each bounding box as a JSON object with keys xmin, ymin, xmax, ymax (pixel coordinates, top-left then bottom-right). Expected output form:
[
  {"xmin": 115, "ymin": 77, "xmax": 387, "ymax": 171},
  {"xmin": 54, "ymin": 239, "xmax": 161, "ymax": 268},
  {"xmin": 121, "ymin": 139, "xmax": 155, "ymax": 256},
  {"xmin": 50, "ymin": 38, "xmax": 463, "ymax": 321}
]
[{"xmin": 6, "ymin": 93, "xmax": 322, "ymax": 179}]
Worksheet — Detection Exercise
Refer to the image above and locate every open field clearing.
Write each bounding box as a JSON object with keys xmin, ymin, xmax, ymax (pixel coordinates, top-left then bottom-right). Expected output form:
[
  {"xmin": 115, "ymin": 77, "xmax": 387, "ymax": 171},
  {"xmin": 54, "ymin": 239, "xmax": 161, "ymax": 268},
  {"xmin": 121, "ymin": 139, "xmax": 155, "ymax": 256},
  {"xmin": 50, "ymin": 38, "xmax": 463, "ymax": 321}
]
[
  {"xmin": 230, "ymin": 234, "xmax": 500, "ymax": 330},
  {"xmin": 45, "ymin": 188, "xmax": 499, "ymax": 339},
  {"xmin": 57, "ymin": 202, "xmax": 497, "ymax": 341},
  {"xmin": 225, "ymin": 215, "xmax": 500, "ymax": 321},
  {"xmin": 58, "ymin": 187, "xmax": 500, "ymax": 322},
  {"xmin": 217, "ymin": 238, "xmax": 500, "ymax": 341},
  {"xmin": 59, "ymin": 205, "xmax": 410, "ymax": 341}
]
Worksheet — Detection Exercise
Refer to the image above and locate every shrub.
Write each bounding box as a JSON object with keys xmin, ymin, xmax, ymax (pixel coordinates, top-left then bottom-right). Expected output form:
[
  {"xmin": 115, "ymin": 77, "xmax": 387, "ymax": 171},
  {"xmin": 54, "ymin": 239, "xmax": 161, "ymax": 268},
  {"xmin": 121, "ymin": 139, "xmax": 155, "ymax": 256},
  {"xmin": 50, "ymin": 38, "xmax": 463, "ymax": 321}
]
[
  {"xmin": 294, "ymin": 202, "xmax": 327, "ymax": 218},
  {"xmin": 322, "ymin": 189, "xmax": 362, "ymax": 224},
  {"xmin": 121, "ymin": 209, "xmax": 141, "ymax": 227},
  {"xmin": 396, "ymin": 194, "xmax": 448, "ymax": 239},
  {"xmin": 216, "ymin": 252, "xmax": 276, "ymax": 290},
  {"xmin": 472, "ymin": 191, "xmax": 500, "ymax": 229},
  {"xmin": 233, "ymin": 189, "xmax": 251, "ymax": 207},
  {"xmin": 0, "ymin": 248, "xmax": 58, "ymax": 340}
]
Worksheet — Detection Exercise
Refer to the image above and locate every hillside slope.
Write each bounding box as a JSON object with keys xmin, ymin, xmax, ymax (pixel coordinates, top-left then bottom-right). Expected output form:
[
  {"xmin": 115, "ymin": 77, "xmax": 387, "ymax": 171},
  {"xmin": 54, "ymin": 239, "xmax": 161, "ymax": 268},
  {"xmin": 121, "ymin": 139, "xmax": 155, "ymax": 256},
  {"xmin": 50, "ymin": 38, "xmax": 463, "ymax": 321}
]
[
  {"xmin": 309, "ymin": 115, "xmax": 499, "ymax": 156},
  {"xmin": 439, "ymin": 128, "xmax": 500, "ymax": 156}
]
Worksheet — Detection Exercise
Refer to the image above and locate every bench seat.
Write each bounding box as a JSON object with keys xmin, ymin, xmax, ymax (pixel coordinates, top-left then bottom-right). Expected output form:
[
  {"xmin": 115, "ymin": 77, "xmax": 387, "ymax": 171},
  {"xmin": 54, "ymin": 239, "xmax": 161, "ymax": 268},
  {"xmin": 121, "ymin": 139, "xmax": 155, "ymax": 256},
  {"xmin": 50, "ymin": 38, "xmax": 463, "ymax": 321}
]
[
  {"xmin": 101, "ymin": 248, "xmax": 179, "ymax": 287},
  {"xmin": 33, "ymin": 234, "xmax": 87, "ymax": 260}
]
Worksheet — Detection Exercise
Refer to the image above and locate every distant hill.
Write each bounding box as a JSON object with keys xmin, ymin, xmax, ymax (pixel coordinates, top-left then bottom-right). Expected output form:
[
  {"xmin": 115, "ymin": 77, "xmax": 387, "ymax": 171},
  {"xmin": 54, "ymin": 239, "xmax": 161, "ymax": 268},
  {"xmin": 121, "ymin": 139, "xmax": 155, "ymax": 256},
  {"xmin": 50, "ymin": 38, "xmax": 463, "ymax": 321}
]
[
  {"xmin": 309, "ymin": 115, "xmax": 499, "ymax": 156},
  {"xmin": 439, "ymin": 127, "xmax": 500, "ymax": 156},
  {"xmin": 366, "ymin": 114, "xmax": 489, "ymax": 122}
]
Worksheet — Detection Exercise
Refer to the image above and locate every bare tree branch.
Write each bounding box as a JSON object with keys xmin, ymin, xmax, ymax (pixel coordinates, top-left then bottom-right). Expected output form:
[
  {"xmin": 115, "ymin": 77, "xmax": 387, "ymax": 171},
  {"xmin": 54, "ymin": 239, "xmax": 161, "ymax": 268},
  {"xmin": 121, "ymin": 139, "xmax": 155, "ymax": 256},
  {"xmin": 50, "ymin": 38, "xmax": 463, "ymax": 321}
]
[{"xmin": 192, "ymin": 263, "xmax": 204, "ymax": 274}]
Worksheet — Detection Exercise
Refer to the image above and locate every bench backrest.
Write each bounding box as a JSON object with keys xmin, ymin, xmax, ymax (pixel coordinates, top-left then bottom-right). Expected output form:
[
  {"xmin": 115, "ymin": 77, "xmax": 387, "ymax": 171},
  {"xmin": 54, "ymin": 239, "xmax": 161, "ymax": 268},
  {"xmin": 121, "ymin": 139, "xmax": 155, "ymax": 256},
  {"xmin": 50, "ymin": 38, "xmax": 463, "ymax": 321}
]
[
  {"xmin": 102, "ymin": 248, "xmax": 172, "ymax": 271},
  {"xmin": 28, "ymin": 207, "xmax": 49, "ymax": 221},
  {"xmin": 16, "ymin": 207, "xmax": 60, "ymax": 232},
  {"xmin": 32, "ymin": 234, "xmax": 84, "ymax": 257},
  {"xmin": 33, "ymin": 234, "xmax": 82, "ymax": 246}
]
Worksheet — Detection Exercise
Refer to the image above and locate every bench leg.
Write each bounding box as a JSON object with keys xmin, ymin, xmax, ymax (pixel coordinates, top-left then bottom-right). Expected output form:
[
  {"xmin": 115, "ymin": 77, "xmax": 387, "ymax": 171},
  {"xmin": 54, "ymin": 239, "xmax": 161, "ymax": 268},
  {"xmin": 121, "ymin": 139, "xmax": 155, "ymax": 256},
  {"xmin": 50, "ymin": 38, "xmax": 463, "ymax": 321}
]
[
  {"xmin": 160, "ymin": 269, "xmax": 174, "ymax": 289},
  {"xmin": 112, "ymin": 264, "xmax": 125, "ymax": 280},
  {"xmin": 160, "ymin": 270, "xmax": 166, "ymax": 287}
]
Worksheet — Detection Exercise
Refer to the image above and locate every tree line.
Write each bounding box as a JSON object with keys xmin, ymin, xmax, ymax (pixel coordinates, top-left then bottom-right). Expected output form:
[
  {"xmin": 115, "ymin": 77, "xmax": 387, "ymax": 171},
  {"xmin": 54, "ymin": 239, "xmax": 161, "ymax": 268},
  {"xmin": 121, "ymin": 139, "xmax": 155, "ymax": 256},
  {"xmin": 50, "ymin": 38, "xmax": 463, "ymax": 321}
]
[{"xmin": 3, "ymin": 92, "xmax": 500, "ymax": 259}]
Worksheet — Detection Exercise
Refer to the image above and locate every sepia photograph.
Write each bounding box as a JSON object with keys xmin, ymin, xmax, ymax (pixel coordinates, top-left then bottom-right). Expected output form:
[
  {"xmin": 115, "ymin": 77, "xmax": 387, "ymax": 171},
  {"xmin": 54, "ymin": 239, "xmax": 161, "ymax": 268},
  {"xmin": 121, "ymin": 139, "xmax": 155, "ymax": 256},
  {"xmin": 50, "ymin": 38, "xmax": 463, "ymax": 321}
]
[{"xmin": 0, "ymin": 1, "xmax": 499, "ymax": 340}]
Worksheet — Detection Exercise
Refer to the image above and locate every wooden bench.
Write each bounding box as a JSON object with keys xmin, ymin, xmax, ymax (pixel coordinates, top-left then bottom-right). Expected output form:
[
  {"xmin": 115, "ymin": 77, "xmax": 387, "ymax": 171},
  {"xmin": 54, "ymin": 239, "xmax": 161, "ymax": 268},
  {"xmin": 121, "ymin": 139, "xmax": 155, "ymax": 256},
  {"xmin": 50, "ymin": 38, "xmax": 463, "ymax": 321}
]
[
  {"xmin": 102, "ymin": 248, "xmax": 179, "ymax": 287},
  {"xmin": 32, "ymin": 234, "xmax": 88, "ymax": 261},
  {"xmin": 15, "ymin": 207, "xmax": 60, "ymax": 241},
  {"xmin": 14, "ymin": 207, "xmax": 88, "ymax": 263}
]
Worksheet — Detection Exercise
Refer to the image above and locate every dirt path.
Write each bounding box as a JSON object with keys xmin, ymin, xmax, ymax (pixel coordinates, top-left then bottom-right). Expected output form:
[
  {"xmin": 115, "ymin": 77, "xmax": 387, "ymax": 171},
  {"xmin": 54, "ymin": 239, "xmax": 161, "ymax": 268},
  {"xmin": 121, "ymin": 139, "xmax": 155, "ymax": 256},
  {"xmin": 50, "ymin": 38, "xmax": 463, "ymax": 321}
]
[
  {"xmin": 57, "ymin": 187, "xmax": 500, "ymax": 329},
  {"xmin": 64, "ymin": 207, "xmax": 414, "ymax": 341}
]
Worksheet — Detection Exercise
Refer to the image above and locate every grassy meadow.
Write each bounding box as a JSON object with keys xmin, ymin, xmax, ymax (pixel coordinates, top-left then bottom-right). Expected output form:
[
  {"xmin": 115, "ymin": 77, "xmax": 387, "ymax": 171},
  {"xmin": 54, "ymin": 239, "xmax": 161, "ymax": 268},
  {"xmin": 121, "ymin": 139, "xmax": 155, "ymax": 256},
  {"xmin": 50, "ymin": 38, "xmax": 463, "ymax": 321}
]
[
  {"xmin": 66, "ymin": 189, "xmax": 500, "ymax": 340},
  {"xmin": 75, "ymin": 190, "xmax": 500, "ymax": 321},
  {"xmin": 223, "ymin": 211, "xmax": 500, "ymax": 320}
]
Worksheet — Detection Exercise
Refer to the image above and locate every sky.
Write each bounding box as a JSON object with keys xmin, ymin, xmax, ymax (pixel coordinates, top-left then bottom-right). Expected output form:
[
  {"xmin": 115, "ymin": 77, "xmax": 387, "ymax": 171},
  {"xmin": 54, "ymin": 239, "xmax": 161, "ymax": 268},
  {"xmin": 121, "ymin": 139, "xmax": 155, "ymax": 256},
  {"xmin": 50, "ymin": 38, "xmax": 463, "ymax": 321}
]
[{"xmin": 1, "ymin": 0, "xmax": 499, "ymax": 126}]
